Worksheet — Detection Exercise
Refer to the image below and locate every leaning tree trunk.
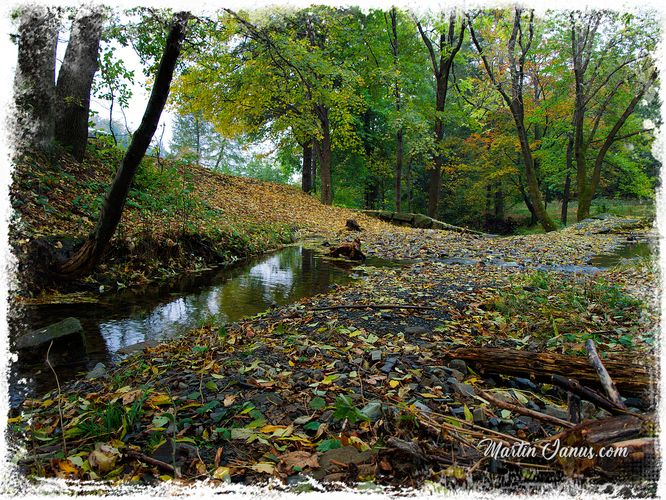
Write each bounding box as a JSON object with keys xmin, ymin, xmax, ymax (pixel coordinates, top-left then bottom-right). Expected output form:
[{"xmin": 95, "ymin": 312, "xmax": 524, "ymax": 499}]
[
  {"xmin": 13, "ymin": 5, "xmax": 59, "ymax": 151},
  {"xmin": 58, "ymin": 12, "xmax": 190, "ymax": 277},
  {"xmin": 54, "ymin": 6, "xmax": 104, "ymax": 162}
]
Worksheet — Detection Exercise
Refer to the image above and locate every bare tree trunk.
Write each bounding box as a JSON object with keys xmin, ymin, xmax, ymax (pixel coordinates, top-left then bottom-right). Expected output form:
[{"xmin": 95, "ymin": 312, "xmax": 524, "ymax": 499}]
[
  {"xmin": 301, "ymin": 140, "xmax": 313, "ymax": 193},
  {"xmin": 561, "ymin": 134, "xmax": 573, "ymax": 226},
  {"xmin": 13, "ymin": 6, "xmax": 59, "ymax": 151},
  {"xmin": 469, "ymin": 10, "xmax": 556, "ymax": 232},
  {"xmin": 388, "ymin": 8, "xmax": 403, "ymax": 213},
  {"xmin": 416, "ymin": 15, "xmax": 465, "ymax": 219},
  {"xmin": 58, "ymin": 12, "xmax": 190, "ymax": 277},
  {"xmin": 54, "ymin": 6, "xmax": 104, "ymax": 162},
  {"xmin": 314, "ymin": 106, "xmax": 333, "ymax": 205}
]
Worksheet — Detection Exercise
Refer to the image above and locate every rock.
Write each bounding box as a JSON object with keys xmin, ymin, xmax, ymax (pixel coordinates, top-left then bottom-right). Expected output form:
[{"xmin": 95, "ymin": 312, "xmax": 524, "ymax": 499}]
[
  {"xmin": 86, "ymin": 362, "xmax": 107, "ymax": 380},
  {"xmin": 413, "ymin": 401, "xmax": 433, "ymax": 415},
  {"xmin": 312, "ymin": 446, "xmax": 374, "ymax": 480},
  {"xmin": 450, "ymin": 406, "xmax": 465, "ymax": 417},
  {"xmin": 447, "ymin": 368, "xmax": 465, "ymax": 382},
  {"xmin": 452, "ymin": 382, "xmax": 475, "ymax": 398},
  {"xmin": 543, "ymin": 405, "xmax": 569, "ymax": 421},
  {"xmin": 360, "ymin": 400, "xmax": 384, "ymax": 421},
  {"xmin": 404, "ymin": 326, "xmax": 429, "ymax": 335},
  {"xmin": 16, "ymin": 317, "xmax": 83, "ymax": 350},
  {"xmin": 473, "ymin": 407, "xmax": 488, "ymax": 425},
  {"xmin": 380, "ymin": 357, "xmax": 398, "ymax": 373},
  {"xmin": 581, "ymin": 400, "xmax": 597, "ymax": 420},
  {"xmin": 447, "ymin": 359, "xmax": 467, "ymax": 374},
  {"xmin": 488, "ymin": 417, "xmax": 500, "ymax": 427},
  {"xmin": 117, "ymin": 340, "xmax": 158, "ymax": 355},
  {"xmin": 151, "ymin": 442, "xmax": 197, "ymax": 467},
  {"xmin": 514, "ymin": 377, "xmax": 537, "ymax": 391}
]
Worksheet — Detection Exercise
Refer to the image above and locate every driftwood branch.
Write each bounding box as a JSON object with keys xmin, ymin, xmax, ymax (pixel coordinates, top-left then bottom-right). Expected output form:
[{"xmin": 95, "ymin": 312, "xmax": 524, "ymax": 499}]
[
  {"xmin": 585, "ymin": 339, "xmax": 627, "ymax": 409},
  {"xmin": 479, "ymin": 390, "xmax": 575, "ymax": 429},
  {"xmin": 551, "ymin": 374, "xmax": 633, "ymax": 416}
]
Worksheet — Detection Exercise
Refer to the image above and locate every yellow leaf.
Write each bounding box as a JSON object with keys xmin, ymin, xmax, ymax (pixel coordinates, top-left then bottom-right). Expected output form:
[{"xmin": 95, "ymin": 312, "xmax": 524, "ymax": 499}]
[
  {"xmin": 250, "ymin": 462, "xmax": 275, "ymax": 474},
  {"xmin": 213, "ymin": 466, "xmax": 231, "ymax": 481},
  {"xmin": 389, "ymin": 380, "xmax": 400, "ymax": 388},
  {"xmin": 147, "ymin": 393, "xmax": 172, "ymax": 406}
]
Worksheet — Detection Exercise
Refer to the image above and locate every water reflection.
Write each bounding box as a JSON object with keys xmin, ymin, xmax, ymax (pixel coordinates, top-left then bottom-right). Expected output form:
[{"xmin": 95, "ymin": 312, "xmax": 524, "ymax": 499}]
[{"xmin": 12, "ymin": 245, "xmax": 368, "ymax": 403}]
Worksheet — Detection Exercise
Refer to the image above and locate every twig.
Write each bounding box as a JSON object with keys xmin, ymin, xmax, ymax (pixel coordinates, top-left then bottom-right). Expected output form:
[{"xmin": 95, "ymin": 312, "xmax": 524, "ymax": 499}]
[
  {"xmin": 585, "ymin": 339, "xmax": 627, "ymax": 409},
  {"xmin": 479, "ymin": 390, "xmax": 575, "ymax": 428},
  {"xmin": 45, "ymin": 341, "xmax": 67, "ymax": 456},
  {"xmin": 313, "ymin": 304, "xmax": 436, "ymax": 311},
  {"xmin": 124, "ymin": 449, "xmax": 176, "ymax": 474}
]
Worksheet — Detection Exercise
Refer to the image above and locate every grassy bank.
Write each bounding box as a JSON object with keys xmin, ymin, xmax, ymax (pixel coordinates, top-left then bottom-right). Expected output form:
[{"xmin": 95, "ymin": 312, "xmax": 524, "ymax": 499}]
[{"xmin": 10, "ymin": 139, "xmax": 386, "ymax": 296}]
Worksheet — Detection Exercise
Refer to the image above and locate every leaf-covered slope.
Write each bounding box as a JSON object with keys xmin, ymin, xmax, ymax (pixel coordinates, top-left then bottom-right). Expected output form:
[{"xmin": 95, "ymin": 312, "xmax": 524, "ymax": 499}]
[{"xmin": 10, "ymin": 140, "xmax": 388, "ymax": 293}]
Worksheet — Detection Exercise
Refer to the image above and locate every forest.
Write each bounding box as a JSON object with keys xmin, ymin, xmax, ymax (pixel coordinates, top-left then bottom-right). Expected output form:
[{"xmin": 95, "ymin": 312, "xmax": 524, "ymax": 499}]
[{"xmin": 4, "ymin": 4, "xmax": 662, "ymax": 496}]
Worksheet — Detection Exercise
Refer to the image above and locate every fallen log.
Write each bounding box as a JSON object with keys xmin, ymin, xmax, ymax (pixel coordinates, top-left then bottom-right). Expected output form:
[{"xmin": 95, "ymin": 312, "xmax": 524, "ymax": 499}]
[
  {"xmin": 537, "ymin": 414, "xmax": 654, "ymax": 478},
  {"xmin": 442, "ymin": 347, "xmax": 652, "ymax": 398},
  {"xmin": 328, "ymin": 238, "xmax": 365, "ymax": 261},
  {"xmin": 585, "ymin": 339, "xmax": 627, "ymax": 409}
]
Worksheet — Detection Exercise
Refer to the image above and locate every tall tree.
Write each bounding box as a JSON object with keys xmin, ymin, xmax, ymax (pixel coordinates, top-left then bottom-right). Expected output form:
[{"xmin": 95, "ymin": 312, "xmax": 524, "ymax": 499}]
[
  {"xmin": 54, "ymin": 6, "xmax": 105, "ymax": 161},
  {"xmin": 386, "ymin": 8, "xmax": 404, "ymax": 212},
  {"xmin": 13, "ymin": 6, "xmax": 60, "ymax": 151},
  {"xmin": 415, "ymin": 12, "xmax": 466, "ymax": 219},
  {"xmin": 58, "ymin": 11, "xmax": 190, "ymax": 276},
  {"xmin": 468, "ymin": 8, "xmax": 557, "ymax": 232},
  {"xmin": 569, "ymin": 12, "xmax": 658, "ymax": 221}
]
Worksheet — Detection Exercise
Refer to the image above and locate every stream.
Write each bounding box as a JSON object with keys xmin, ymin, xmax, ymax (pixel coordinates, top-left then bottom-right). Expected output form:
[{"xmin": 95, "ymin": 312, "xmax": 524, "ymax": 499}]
[
  {"xmin": 9, "ymin": 244, "xmax": 401, "ymax": 406},
  {"xmin": 9, "ymin": 239, "xmax": 653, "ymax": 407}
]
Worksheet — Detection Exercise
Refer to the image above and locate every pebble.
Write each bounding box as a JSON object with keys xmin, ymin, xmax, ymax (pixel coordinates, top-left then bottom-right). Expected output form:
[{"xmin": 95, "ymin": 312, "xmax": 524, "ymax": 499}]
[{"xmin": 447, "ymin": 359, "xmax": 467, "ymax": 374}]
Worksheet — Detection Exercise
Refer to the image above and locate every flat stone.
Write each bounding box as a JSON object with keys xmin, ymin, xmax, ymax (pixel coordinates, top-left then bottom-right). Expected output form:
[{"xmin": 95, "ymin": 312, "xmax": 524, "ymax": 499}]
[
  {"xmin": 452, "ymin": 382, "xmax": 475, "ymax": 398},
  {"xmin": 360, "ymin": 400, "xmax": 383, "ymax": 421},
  {"xmin": 16, "ymin": 317, "xmax": 83, "ymax": 350},
  {"xmin": 543, "ymin": 405, "xmax": 569, "ymax": 421},
  {"xmin": 447, "ymin": 359, "xmax": 467, "ymax": 374},
  {"xmin": 448, "ymin": 368, "xmax": 465, "ymax": 382},
  {"xmin": 117, "ymin": 340, "xmax": 158, "ymax": 355},
  {"xmin": 86, "ymin": 362, "xmax": 107, "ymax": 380},
  {"xmin": 404, "ymin": 326, "xmax": 429, "ymax": 335}
]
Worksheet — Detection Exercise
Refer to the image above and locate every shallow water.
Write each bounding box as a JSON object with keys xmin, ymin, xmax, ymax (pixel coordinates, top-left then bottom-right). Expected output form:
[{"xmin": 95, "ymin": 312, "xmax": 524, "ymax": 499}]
[{"xmin": 11, "ymin": 244, "xmax": 398, "ymax": 405}]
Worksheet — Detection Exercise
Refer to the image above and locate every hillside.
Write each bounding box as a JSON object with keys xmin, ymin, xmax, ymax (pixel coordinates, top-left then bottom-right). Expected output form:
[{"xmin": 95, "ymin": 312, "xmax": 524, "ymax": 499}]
[{"xmin": 10, "ymin": 140, "xmax": 389, "ymax": 296}]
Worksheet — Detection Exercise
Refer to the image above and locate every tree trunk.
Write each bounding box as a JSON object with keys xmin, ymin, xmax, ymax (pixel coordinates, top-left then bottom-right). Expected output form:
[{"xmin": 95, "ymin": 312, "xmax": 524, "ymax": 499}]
[
  {"xmin": 561, "ymin": 134, "xmax": 573, "ymax": 226},
  {"xmin": 58, "ymin": 12, "xmax": 190, "ymax": 277},
  {"xmin": 441, "ymin": 347, "xmax": 652, "ymax": 397},
  {"xmin": 54, "ymin": 6, "xmax": 104, "ymax": 162},
  {"xmin": 494, "ymin": 182, "xmax": 504, "ymax": 220},
  {"xmin": 396, "ymin": 128, "xmax": 403, "ymax": 212},
  {"xmin": 301, "ymin": 141, "xmax": 313, "ymax": 193},
  {"xmin": 513, "ymin": 111, "xmax": 557, "ymax": 231},
  {"xmin": 416, "ymin": 16, "xmax": 465, "ymax": 219},
  {"xmin": 406, "ymin": 158, "xmax": 413, "ymax": 213},
  {"xmin": 314, "ymin": 108, "xmax": 332, "ymax": 205},
  {"xmin": 389, "ymin": 9, "xmax": 403, "ymax": 213},
  {"xmin": 13, "ymin": 6, "xmax": 59, "ymax": 151}
]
